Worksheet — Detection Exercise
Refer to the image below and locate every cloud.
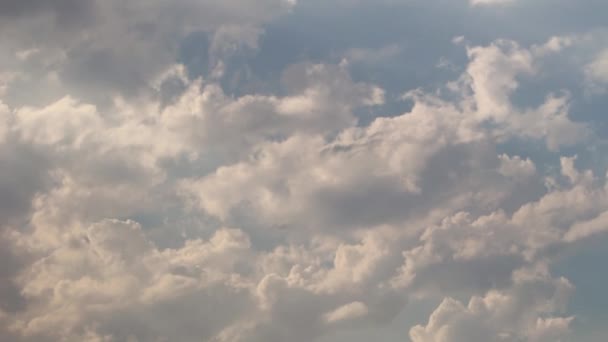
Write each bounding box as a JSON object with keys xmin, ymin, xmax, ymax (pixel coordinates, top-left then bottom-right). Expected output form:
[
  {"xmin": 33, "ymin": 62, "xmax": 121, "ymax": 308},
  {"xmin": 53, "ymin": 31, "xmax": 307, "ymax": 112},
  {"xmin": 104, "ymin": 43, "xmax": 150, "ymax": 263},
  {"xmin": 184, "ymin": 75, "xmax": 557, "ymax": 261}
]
[
  {"xmin": 585, "ymin": 49, "xmax": 608, "ymax": 93},
  {"xmin": 0, "ymin": 0, "xmax": 93, "ymax": 21},
  {"xmin": 470, "ymin": 0, "xmax": 516, "ymax": 7},
  {"xmin": 410, "ymin": 266, "xmax": 574, "ymax": 342},
  {"xmin": 498, "ymin": 154, "xmax": 536, "ymax": 179},
  {"xmin": 0, "ymin": 0, "xmax": 296, "ymax": 103},
  {"xmin": 389, "ymin": 155, "xmax": 608, "ymax": 299},
  {"xmin": 183, "ymin": 39, "xmax": 587, "ymax": 235},
  {"xmin": 1, "ymin": 2, "xmax": 608, "ymax": 341},
  {"xmin": 10, "ymin": 221, "xmax": 256, "ymax": 341},
  {"xmin": 324, "ymin": 301, "xmax": 369, "ymax": 323},
  {"xmin": 564, "ymin": 211, "xmax": 608, "ymax": 242},
  {"xmin": 0, "ymin": 57, "xmax": 394, "ymax": 341}
]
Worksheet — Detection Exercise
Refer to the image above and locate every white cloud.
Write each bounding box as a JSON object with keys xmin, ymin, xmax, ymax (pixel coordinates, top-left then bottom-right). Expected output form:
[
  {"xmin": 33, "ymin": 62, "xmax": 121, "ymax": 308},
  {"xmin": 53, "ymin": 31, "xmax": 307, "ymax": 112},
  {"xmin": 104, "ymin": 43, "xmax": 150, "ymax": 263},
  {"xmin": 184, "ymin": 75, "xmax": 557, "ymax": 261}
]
[
  {"xmin": 11, "ymin": 221, "xmax": 257, "ymax": 341},
  {"xmin": 0, "ymin": 101, "xmax": 9, "ymax": 142},
  {"xmin": 564, "ymin": 210, "xmax": 608, "ymax": 242},
  {"xmin": 183, "ymin": 39, "xmax": 588, "ymax": 234},
  {"xmin": 498, "ymin": 154, "xmax": 536, "ymax": 179},
  {"xmin": 0, "ymin": 7, "xmax": 607, "ymax": 339},
  {"xmin": 14, "ymin": 96, "xmax": 100, "ymax": 147},
  {"xmin": 410, "ymin": 265, "xmax": 574, "ymax": 342},
  {"xmin": 324, "ymin": 301, "xmax": 369, "ymax": 323},
  {"xmin": 585, "ymin": 49, "xmax": 608, "ymax": 93}
]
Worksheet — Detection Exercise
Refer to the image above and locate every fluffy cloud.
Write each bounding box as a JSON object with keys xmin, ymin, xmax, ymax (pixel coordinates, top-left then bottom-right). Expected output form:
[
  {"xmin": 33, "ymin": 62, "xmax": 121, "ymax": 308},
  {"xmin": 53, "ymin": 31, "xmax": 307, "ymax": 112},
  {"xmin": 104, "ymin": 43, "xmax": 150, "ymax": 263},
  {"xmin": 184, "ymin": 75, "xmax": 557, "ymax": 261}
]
[
  {"xmin": 0, "ymin": 58, "xmax": 392, "ymax": 341},
  {"xmin": 1, "ymin": 1, "xmax": 608, "ymax": 341},
  {"xmin": 391, "ymin": 157, "xmax": 608, "ymax": 298},
  {"xmin": 585, "ymin": 49, "xmax": 608, "ymax": 93},
  {"xmin": 0, "ymin": 0, "xmax": 295, "ymax": 105},
  {"xmin": 410, "ymin": 265, "xmax": 574, "ymax": 342},
  {"xmin": 10, "ymin": 221, "xmax": 256, "ymax": 341},
  {"xmin": 183, "ymin": 40, "xmax": 587, "ymax": 235}
]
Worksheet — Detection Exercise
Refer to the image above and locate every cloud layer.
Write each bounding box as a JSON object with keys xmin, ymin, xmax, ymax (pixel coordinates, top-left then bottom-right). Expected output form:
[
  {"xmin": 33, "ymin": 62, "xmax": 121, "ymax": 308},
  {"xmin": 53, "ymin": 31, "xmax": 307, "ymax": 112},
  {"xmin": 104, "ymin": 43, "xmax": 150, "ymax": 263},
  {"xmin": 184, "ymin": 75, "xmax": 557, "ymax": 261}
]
[{"xmin": 1, "ymin": 1, "xmax": 608, "ymax": 341}]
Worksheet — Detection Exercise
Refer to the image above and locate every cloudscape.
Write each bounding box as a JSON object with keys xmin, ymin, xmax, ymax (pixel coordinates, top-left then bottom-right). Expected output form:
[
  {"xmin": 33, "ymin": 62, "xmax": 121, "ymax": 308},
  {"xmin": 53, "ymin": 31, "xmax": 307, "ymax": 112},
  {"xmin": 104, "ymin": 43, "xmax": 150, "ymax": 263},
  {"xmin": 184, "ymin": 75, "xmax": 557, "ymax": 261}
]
[{"xmin": 1, "ymin": 0, "xmax": 608, "ymax": 341}]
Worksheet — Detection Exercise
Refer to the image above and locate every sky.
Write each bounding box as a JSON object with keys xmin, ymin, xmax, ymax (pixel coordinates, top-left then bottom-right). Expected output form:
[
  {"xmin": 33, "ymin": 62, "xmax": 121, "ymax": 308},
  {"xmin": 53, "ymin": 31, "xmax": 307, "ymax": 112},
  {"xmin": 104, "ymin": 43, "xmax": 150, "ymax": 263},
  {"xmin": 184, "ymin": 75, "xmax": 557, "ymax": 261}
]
[{"xmin": 0, "ymin": 0, "xmax": 607, "ymax": 341}]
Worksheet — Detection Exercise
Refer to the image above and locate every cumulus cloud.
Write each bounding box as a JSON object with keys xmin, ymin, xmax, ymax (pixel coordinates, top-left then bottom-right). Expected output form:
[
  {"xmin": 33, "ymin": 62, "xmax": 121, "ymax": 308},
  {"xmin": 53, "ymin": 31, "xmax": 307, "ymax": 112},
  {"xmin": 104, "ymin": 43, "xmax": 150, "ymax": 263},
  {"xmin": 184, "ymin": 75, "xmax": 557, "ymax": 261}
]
[
  {"xmin": 1, "ymin": 1, "xmax": 608, "ymax": 341},
  {"xmin": 0, "ymin": 0, "xmax": 295, "ymax": 104},
  {"xmin": 585, "ymin": 49, "xmax": 608, "ymax": 93},
  {"xmin": 182, "ymin": 40, "xmax": 588, "ymax": 236},
  {"xmin": 11, "ymin": 221, "xmax": 256, "ymax": 341},
  {"xmin": 410, "ymin": 265, "xmax": 574, "ymax": 342}
]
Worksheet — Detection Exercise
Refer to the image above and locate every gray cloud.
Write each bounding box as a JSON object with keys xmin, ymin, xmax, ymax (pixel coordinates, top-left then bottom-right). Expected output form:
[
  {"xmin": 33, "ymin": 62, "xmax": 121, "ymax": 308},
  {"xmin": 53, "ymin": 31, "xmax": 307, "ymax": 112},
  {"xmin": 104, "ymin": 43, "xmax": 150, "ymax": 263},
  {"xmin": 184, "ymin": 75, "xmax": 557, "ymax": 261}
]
[{"xmin": 0, "ymin": 0, "xmax": 92, "ymax": 19}]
